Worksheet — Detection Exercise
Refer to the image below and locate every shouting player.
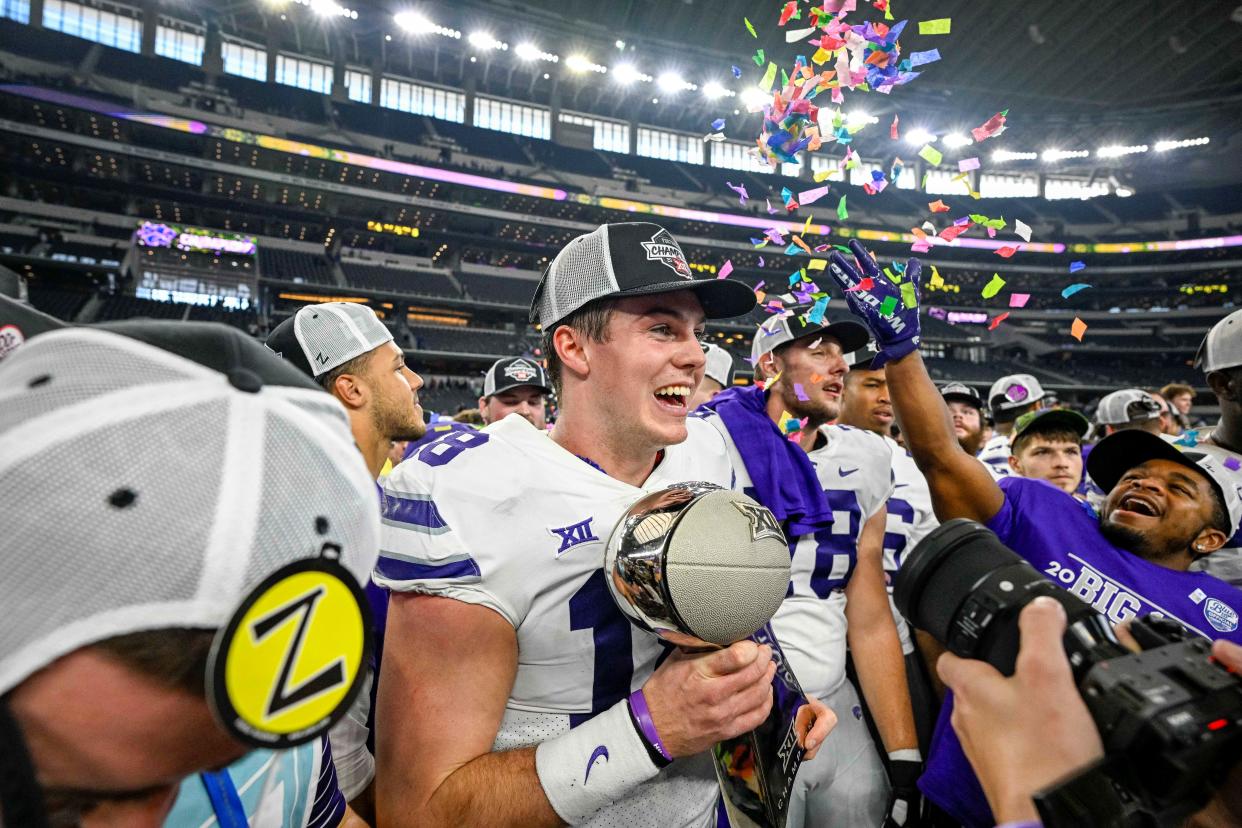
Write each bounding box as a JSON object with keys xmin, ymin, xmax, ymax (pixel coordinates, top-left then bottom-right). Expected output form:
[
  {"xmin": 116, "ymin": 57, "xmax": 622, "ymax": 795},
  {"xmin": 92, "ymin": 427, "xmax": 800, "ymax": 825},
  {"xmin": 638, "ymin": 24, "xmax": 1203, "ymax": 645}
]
[
  {"xmin": 827, "ymin": 239, "xmax": 1242, "ymax": 828},
  {"xmin": 373, "ymin": 223, "xmax": 833, "ymax": 827},
  {"xmin": 700, "ymin": 320, "xmax": 921, "ymax": 827}
]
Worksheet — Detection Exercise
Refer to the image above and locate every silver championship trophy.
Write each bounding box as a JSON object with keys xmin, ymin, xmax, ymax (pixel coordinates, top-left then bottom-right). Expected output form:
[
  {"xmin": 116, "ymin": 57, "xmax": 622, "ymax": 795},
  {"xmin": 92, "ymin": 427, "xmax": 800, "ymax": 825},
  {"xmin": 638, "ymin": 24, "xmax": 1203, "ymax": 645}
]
[{"xmin": 603, "ymin": 482, "xmax": 807, "ymax": 828}]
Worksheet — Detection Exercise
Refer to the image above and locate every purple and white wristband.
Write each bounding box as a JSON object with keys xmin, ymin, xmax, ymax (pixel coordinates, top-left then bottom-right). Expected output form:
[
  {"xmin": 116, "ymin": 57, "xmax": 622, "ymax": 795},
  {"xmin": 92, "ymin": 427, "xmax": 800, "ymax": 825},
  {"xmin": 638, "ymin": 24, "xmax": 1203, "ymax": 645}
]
[{"xmin": 627, "ymin": 689, "xmax": 673, "ymax": 765}]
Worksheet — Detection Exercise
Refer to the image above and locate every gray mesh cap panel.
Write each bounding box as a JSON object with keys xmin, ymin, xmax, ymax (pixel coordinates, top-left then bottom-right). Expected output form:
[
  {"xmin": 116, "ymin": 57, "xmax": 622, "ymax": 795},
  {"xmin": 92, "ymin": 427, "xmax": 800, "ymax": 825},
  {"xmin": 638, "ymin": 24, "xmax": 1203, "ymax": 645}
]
[
  {"xmin": 532, "ymin": 225, "xmax": 619, "ymax": 328},
  {"xmin": 293, "ymin": 302, "xmax": 394, "ymax": 377},
  {"xmin": 0, "ymin": 327, "xmax": 380, "ymax": 694}
]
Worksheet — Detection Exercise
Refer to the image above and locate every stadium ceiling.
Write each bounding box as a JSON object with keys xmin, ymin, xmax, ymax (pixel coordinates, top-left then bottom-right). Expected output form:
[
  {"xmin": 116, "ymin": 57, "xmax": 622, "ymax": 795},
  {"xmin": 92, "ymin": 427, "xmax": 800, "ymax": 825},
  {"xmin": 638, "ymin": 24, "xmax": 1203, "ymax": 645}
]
[{"xmin": 208, "ymin": 0, "xmax": 1242, "ymax": 186}]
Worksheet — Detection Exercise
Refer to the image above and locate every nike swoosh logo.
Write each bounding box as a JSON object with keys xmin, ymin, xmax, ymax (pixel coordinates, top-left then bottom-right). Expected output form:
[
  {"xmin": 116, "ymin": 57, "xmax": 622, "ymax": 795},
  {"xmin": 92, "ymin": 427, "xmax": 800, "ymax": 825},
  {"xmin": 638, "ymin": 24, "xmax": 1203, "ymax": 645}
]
[
  {"xmin": 585, "ymin": 745, "xmax": 609, "ymax": 784},
  {"xmin": 893, "ymin": 483, "xmax": 909, "ymax": 489},
  {"xmin": 839, "ymin": 467, "xmax": 859, "ymax": 477}
]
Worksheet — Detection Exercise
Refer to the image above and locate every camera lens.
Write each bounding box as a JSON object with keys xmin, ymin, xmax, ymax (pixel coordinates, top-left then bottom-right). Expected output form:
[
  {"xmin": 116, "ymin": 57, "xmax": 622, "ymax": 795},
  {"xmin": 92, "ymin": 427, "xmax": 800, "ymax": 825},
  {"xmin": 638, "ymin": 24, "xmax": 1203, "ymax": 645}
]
[{"xmin": 895, "ymin": 519, "xmax": 1102, "ymax": 675}]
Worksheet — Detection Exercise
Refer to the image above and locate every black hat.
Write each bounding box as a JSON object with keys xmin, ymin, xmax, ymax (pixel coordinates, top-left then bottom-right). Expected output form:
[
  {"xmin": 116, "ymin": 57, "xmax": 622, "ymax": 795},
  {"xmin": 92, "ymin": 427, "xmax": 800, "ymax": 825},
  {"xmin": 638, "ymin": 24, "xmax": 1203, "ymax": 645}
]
[
  {"xmin": 483, "ymin": 356, "xmax": 552, "ymax": 397},
  {"xmin": 939, "ymin": 382, "xmax": 984, "ymax": 409},
  {"xmin": 529, "ymin": 222, "xmax": 755, "ymax": 328}
]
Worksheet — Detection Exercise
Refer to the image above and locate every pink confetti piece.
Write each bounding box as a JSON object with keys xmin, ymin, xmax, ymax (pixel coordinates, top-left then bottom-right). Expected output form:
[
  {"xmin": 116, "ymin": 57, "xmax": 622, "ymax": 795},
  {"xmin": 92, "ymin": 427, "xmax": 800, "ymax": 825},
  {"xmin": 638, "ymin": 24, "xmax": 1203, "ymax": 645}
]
[
  {"xmin": 794, "ymin": 382, "xmax": 810, "ymax": 401},
  {"xmin": 1009, "ymin": 293, "xmax": 1030, "ymax": 308},
  {"xmin": 846, "ymin": 277, "xmax": 876, "ymax": 292},
  {"xmin": 958, "ymin": 157, "xmax": 980, "ymax": 171},
  {"xmin": 798, "ymin": 185, "xmax": 831, "ymax": 206},
  {"xmin": 718, "ymin": 260, "xmax": 734, "ymax": 279},
  {"xmin": 996, "ymin": 245, "xmax": 1021, "ymax": 258}
]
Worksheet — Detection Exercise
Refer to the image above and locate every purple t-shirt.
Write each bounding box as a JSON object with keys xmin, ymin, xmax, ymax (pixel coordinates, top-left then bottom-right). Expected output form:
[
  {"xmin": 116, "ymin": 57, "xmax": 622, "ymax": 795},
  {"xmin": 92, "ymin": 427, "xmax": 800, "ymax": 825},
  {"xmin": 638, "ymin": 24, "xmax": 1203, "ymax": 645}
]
[{"xmin": 920, "ymin": 476, "xmax": 1242, "ymax": 828}]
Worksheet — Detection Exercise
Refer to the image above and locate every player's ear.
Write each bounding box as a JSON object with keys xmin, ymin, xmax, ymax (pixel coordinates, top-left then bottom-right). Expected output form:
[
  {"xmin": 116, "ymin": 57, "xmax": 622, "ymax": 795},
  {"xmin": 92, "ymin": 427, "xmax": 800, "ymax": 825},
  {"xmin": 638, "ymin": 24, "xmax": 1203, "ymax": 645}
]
[
  {"xmin": 1007, "ymin": 455, "xmax": 1021, "ymax": 474},
  {"xmin": 1192, "ymin": 524, "xmax": 1228, "ymax": 557},
  {"xmin": 554, "ymin": 325, "xmax": 590, "ymax": 383},
  {"xmin": 1207, "ymin": 370, "xmax": 1239, "ymax": 403},
  {"xmin": 759, "ymin": 352, "xmax": 779, "ymax": 382},
  {"xmin": 329, "ymin": 372, "xmax": 367, "ymax": 410}
]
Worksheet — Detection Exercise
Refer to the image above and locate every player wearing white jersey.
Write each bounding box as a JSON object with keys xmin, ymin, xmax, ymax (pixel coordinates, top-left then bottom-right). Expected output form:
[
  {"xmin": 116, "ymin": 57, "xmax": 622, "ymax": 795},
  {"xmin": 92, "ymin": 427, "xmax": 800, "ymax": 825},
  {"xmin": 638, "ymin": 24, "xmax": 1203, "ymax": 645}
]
[
  {"xmin": 700, "ymin": 314, "xmax": 920, "ymax": 828},
  {"xmin": 839, "ymin": 350, "xmax": 942, "ymax": 756},
  {"xmin": 372, "ymin": 223, "xmax": 832, "ymax": 828}
]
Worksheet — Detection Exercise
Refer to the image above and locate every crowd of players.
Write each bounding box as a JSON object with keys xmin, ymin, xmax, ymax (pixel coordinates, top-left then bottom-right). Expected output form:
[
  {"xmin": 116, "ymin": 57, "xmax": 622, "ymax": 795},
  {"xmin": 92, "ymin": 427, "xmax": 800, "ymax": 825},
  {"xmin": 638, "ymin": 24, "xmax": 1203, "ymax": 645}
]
[{"xmin": 1, "ymin": 221, "xmax": 1240, "ymax": 828}]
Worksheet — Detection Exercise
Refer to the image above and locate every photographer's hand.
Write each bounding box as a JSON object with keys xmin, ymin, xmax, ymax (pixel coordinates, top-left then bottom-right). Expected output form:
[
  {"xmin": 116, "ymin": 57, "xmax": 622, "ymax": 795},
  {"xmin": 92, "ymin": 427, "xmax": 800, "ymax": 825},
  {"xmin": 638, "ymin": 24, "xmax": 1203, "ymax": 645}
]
[{"xmin": 936, "ymin": 597, "xmax": 1104, "ymax": 824}]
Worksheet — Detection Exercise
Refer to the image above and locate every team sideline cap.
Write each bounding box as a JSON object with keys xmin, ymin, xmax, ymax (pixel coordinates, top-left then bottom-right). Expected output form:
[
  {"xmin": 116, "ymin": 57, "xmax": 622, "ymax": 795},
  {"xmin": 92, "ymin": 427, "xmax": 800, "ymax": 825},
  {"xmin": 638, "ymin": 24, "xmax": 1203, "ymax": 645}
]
[
  {"xmin": 1012, "ymin": 408, "xmax": 1090, "ymax": 441},
  {"xmin": 988, "ymin": 373, "xmax": 1046, "ymax": 413},
  {"xmin": 703, "ymin": 343, "xmax": 735, "ymax": 387},
  {"xmin": 750, "ymin": 313, "xmax": 870, "ymax": 365},
  {"xmin": 483, "ymin": 356, "xmax": 552, "ymax": 397},
  {"xmin": 845, "ymin": 341, "xmax": 880, "ymax": 370},
  {"xmin": 0, "ymin": 327, "xmax": 380, "ymax": 699},
  {"xmin": 1088, "ymin": 430, "xmax": 1242, "ymax": 536},
  {"xmin": 529, "ymin": 222, "xmax": 755, "ymax": 329},
  {"xmin": 1095, "ymin": 388, "xmax": 1162, "ymax": 425},
  {"xmin": 939, "ymin": 382, "xmax": 984, "ymax": 409},
  {"xmin": 1195, "ymin": 309, "xmax": 1242, "ymax": 373},
  {"xmin": 267, "ymin": 302, "xmax": 394, "ymax": 378}
]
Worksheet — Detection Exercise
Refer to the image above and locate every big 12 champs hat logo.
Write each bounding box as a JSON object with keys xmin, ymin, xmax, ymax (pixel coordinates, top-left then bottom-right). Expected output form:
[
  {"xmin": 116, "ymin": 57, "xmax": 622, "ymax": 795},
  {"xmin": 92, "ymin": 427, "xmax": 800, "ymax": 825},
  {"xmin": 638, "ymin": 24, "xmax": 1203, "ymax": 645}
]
[{"xmin": 642, "ymin": 228, "xmax": 692, "ymax": 279}]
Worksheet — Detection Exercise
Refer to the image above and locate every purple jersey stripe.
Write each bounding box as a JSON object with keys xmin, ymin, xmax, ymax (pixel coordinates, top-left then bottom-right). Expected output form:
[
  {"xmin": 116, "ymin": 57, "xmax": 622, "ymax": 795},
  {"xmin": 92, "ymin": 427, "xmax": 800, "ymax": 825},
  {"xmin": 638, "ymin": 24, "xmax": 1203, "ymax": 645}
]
[
  {"xmin": 375, "ymin": 554, "xmax": 481, "ymax": 582},
  {"xmin": 381, "ymin": 492, "xmax": 449, "ymax": 530}
]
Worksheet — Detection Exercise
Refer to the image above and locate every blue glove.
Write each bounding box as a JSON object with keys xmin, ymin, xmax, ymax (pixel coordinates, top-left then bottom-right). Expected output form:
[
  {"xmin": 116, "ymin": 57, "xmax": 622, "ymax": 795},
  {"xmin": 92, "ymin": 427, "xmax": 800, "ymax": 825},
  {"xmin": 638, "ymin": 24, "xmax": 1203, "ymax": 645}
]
[{"xmin": 827, "ymin": 239, "xmax": 922, "ymax": 368}]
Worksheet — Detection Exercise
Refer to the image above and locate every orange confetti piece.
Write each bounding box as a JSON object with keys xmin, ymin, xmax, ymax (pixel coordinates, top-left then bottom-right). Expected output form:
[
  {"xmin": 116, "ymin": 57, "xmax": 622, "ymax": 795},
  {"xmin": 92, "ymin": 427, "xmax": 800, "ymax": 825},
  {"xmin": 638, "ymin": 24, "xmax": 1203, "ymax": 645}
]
[
  {"xmin": 791, "ymin": 235, "xmax": 813, "ymax": 254},
  {"xmin": 1070, "ymin": 317, "xmax": 1088, "ymax": 341},
  {"xmin": 988, "ymin": 312, "xmax": 1010, "ymax": 331},
  {"xmin": 928, "ymin": 199, "xmax": 950, "ymax": 213}
]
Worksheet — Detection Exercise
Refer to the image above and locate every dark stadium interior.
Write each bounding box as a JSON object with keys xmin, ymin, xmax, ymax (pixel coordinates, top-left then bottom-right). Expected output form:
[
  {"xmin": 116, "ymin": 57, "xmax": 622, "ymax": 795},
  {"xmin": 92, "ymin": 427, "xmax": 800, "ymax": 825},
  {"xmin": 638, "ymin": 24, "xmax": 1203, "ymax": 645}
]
[{"xmin": 1, "ymin": 1, "xmax": 1239, "ymax": 415}]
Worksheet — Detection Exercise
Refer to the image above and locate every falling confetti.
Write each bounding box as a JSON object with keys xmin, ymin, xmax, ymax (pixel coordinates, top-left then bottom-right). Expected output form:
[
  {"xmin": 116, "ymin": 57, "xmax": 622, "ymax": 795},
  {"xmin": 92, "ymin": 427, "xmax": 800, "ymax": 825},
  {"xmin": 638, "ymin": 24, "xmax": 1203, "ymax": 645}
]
[
  {"xmin": 1061, "ymin": 283, "xmax": 1091, "ymax": 298},
  {"xmin": 981, "ymin": 273, "xmax": 1006, "ymax": 299},
  {"xmin": 1070, "ymin": 318, "xmax": 1088, "ymax": 340},
  {"xmin": 1009, "ymin": 293, "xmax": 1030, "ymax": 308}
]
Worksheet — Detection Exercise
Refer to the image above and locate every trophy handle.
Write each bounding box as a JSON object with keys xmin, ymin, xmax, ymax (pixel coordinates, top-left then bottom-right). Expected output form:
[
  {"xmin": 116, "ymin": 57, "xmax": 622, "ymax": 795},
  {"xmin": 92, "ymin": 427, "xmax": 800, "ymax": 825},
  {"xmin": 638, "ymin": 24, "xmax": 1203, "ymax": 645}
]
[{"xmin": 712, "ymin": 624, "xmax": 807, "ymax": 828}]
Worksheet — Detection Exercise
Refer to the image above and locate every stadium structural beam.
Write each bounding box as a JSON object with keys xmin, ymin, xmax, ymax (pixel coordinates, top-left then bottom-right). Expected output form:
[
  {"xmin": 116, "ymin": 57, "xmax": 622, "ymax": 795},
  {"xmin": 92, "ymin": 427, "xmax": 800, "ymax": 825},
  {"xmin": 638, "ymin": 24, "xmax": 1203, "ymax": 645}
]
[{"xmin": 139, "ymin": 0, "xmax": 157, "ymax": 57}]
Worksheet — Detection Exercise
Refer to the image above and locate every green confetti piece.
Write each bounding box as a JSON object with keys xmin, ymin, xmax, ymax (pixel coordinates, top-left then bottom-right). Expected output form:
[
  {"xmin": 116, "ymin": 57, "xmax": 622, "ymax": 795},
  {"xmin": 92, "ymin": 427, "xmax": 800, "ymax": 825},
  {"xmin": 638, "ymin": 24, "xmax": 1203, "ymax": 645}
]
[
  {"xmin": 836, "ymin": 194, "xmax": 848, "ymax": 220},
  {"xmin": 920, "ymin": 171, "xmax": 930, "ymax": 189},
  {"xmin": 781, "ymin": 69, "xmax": 790, "ymax": 88},
  {"xmin": 981, "ymin": 273, "xmax": 1006, "ymax": 299},
  {"xmin": 753, "ymin": 48, "xmax": 765, "ymax": 66},
  {"xmin": 745, "ymin": 17, "xmax": 757, "ymax": 37},
  {"xmin": 918, "ymin": 18, "xmax": 952, "ymax": 35},
  {"xmin": 760, "ymin": 61, "xmax": 779, "ymax": 90},
  {"xmin": 918, "ymin": 144, "xmax": 943, "ymax": 166},
  {"xmin": 901, "ymin": 282, "xmax": 917, "ymax": 309},
  {"xmin": 879, "ymin": 296, "xmax": 898, "ymax": 317}
]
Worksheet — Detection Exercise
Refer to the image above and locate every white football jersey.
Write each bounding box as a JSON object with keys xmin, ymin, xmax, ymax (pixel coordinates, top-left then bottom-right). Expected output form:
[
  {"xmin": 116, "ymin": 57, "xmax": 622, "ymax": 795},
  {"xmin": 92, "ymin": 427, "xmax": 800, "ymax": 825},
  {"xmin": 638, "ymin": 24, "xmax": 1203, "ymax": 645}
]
[
  {"xmin": 977, "ymin": 432, "xmax": 1012, "ymax": 480},
  {"xmin": 881, "ymin": 436, "xmax": 938, "ymax": 654},
  {"xmin": 703, "ymin": 415, "xmax": 893, "ymax": 699},
  {"xmin": 375, "ymin": 414, "xmax": 735, "ymax": 828}
]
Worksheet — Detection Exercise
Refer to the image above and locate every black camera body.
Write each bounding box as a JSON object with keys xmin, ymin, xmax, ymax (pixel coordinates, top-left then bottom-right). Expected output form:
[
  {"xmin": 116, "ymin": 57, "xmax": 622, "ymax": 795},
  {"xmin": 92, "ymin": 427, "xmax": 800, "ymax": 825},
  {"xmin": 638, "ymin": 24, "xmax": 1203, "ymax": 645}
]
[{"xmin": 895, "ymin": 519, "xmax": 1242, "ymax": 827}]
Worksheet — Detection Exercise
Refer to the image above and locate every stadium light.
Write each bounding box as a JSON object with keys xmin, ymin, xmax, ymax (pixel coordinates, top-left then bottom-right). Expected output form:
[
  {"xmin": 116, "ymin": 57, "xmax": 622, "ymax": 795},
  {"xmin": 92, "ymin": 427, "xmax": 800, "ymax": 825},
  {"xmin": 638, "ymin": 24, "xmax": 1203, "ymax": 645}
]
[
  {"xmin": 1154, "ymin": 136, "xmax": 1210, "ymax": 151},
  {"xmin": 468, "ymin": 31, "xmax": 508, "ymax": 51},
  {"xmin": 393, "ymin": 11, "xmax": 460, "ymax": 38},
  {"xmin": 1041, "ymin": 148, "xmax": 1090, "ymax": 162},
  {"xmin": 740, "ymin": 87, "xmax": 769, "ymax": 109},
  {"xmin": 1096, "ymin": 144, "xmax": 1148, "ymax": 158},
  {"xmin": 942, "ymin": 132, "xmax": 972, "ymax": 148},
  {"xmin": 615, "ymin": 39, "xmax": 626, "ymax": 49},
  {"xmin": 515, "ymin": 42, "xmax": 557, "ymax": 62},
  {"xmin": 296, "ymin": 0, "xmax": 358, "ymax": 20},
  {"xmin": 703, "ymin": 81, "xmax": 733, "ymax": 100},
  {"xmin": 904, "ymin": 127, "xmax": 935, "ymax": 146},
  {"xmin": 845, "ymin": 110, "xmax": 878, "ymax": 127},
  {"xmin": 611, "ymin": 63, "xmax": 651, "ymax": 84},
  {"xmin": 992, "ymin": 149, "xmax": 1038, "ymax": 162},
  {"xmin": 657, "ymin": 72, "xmax": 697, "ymax": 94},
  {"xmin": 566, "ymin": 54, "xmax": 608, "ymax": 74}
]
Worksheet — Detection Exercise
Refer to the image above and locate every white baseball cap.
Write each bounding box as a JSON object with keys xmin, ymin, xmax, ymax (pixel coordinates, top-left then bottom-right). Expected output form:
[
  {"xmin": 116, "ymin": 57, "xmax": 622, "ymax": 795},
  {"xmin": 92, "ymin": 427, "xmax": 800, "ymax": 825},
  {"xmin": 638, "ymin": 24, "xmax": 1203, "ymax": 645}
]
[
  {"xmin": 750, "ymin": 313, "xmax": 870, "ymax": 365},
  {"xmin": 0, "ymin": 327, "xmax": 380, "ymax": 696},
  {"xmin": 703, "ymin": 343, "xmax": 735, "ymax": 388},
  {"xmin": 1096, "ymin": 388, "xmax": 1162, "ymax": 426},
  {"xmin": 988, "ymin": 373, "xmax": 1046, "ymax": 413},
  {"xmin": 1195, "ymin": 308, "xmax": 1242, "ymax": 373},
  {"xmin": 267, "ymin": 302, "xmax": 394, "ymax": 378}
]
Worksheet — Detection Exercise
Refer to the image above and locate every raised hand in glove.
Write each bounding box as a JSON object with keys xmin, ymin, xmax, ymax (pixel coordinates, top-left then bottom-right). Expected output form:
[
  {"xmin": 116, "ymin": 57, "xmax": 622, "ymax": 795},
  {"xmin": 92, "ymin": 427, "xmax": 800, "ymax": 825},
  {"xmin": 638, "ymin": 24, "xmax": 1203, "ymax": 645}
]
[
  {"xmin": 826, "ymin": 239, "xmax": 922, "ymax": 368},
  {"xmin": 883, "ymin": 756, "xmax": 926, "ymax": 828}
]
